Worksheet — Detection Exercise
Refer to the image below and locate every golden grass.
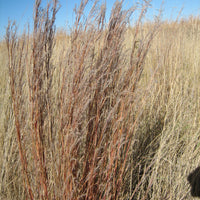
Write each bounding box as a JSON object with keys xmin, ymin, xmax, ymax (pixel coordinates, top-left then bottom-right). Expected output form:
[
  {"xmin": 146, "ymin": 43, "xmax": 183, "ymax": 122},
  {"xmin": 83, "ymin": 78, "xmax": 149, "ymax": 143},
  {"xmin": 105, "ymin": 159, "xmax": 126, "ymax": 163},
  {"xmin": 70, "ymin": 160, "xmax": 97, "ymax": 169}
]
[{"xmin": 0, "ymin": 0, "xmax": 200, "ymax": 199}]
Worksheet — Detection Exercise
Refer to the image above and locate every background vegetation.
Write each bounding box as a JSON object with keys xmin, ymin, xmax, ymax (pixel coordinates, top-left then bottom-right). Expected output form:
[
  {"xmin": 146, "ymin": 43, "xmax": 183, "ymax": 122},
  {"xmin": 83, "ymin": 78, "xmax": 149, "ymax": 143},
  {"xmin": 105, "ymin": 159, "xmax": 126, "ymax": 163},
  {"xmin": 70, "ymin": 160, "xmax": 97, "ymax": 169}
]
[{"xmin": 0, "ymin": 0, "xmax": 200, "ymax": 199}]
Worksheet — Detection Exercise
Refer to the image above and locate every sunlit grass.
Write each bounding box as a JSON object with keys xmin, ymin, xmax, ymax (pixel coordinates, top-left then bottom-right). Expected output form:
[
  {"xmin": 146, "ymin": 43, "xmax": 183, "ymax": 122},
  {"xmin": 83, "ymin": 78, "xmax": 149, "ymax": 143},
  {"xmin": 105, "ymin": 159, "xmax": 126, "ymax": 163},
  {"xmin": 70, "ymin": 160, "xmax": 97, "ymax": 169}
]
[{"xmin": 0, "ymin": 0, "xmax": 200, "ymax": 199}]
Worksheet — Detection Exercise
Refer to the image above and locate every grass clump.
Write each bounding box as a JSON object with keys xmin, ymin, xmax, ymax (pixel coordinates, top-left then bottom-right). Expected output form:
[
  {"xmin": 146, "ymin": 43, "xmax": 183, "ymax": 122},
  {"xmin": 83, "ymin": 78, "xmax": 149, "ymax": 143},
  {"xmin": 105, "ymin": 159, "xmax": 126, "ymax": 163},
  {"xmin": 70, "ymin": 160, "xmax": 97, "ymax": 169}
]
[{"xmin": 1, "ymin": 0, "xmax": 200, "ymax": 199}]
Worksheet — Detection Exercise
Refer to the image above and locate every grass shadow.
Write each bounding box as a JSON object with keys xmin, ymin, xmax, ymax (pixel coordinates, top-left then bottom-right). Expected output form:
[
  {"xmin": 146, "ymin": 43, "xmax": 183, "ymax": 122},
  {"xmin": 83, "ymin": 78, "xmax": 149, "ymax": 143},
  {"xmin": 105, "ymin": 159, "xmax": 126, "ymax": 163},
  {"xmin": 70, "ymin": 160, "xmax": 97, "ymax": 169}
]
[{"xmin": 188, "ymin": 166, "xmax": 200, "ymax": 197}]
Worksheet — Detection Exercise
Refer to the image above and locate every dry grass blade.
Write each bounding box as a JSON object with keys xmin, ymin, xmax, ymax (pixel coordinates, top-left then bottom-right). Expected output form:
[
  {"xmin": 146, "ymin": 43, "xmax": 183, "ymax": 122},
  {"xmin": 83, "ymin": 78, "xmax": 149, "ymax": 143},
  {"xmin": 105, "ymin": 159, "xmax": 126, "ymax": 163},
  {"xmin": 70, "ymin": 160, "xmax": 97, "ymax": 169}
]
[{"xmin": 1, "ymin": 0, "xmax": 200, "ymax": 200}]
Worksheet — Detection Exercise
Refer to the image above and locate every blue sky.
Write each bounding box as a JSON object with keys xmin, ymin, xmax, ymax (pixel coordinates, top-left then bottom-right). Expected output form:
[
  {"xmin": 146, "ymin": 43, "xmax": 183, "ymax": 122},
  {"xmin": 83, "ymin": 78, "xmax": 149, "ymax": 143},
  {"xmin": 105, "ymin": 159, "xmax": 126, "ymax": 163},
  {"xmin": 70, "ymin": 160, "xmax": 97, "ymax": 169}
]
[{"xmin": 0, "ymin": 0, "xmax": 200, "ymax": 37}]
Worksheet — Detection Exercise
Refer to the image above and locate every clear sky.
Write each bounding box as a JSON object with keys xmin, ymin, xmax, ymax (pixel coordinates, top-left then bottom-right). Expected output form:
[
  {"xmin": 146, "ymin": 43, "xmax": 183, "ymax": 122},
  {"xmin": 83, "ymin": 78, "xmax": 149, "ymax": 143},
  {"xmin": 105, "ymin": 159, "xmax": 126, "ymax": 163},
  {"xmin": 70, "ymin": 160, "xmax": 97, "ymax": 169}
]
[{"xmin": 0, "ymin": 0, "xmax": 200, "ymax": 38}]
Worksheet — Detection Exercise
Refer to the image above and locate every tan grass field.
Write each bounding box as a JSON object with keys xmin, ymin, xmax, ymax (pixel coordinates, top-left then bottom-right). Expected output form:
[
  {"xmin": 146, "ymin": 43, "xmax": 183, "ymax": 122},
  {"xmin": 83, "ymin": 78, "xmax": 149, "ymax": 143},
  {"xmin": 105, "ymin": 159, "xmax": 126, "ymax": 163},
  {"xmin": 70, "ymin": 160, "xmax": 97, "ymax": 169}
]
[{"xmin": 0, "ymin": 0, "xmax": 200, "ymax": 199}]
